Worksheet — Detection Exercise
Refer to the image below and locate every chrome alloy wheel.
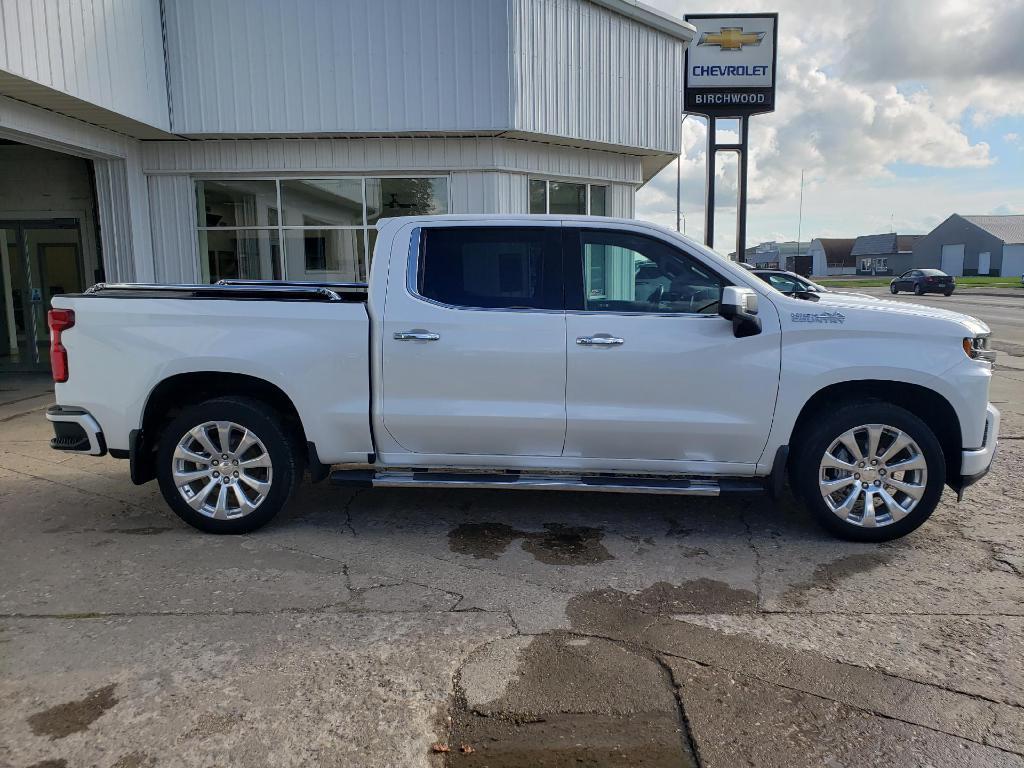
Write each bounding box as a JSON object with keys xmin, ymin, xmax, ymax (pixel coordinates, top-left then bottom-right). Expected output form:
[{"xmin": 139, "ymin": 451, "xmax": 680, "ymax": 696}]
[
  {"xmin": 172, "ymin": 421, "xmax": 273, "ymax": 520},
  {"xmin": 818, "ymin": 423, "xmax": 928, "ymax": 528}
]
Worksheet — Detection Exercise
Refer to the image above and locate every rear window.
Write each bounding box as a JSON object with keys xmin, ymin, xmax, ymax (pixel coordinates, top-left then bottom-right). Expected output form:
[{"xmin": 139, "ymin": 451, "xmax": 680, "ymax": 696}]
[
  {"xmin": 920, "ymin": 269, "xmax": 945, "ymax": 275},
  {"xmin": 416, "ymin": 227, "xmax": 562, "ymax": 310}
]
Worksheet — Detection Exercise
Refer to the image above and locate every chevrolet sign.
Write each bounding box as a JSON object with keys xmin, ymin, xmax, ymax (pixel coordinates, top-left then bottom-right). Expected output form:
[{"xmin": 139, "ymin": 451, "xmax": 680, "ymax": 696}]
[{"xmin": 685, "ymin": 14, "xmax": 778, "ymax": 117}]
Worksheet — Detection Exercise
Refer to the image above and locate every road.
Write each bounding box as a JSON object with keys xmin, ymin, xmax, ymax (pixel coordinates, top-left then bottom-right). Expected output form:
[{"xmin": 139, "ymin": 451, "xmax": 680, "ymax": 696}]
[{"xmin": 850, "ymin": 287, "xmax": 1024, "ymax": 355}]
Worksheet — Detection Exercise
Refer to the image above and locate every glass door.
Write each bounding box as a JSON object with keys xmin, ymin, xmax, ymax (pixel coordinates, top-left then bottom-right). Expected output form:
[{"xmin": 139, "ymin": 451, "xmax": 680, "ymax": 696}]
[{"xmin": 0, "ymin": 219, "xmax": 85, "ymax": 372}]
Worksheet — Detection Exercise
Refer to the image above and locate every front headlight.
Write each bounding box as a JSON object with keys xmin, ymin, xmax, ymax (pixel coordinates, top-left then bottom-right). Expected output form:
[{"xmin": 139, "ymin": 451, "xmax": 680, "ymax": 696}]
[{"xmin": 963, "ymin": 335, "xmax": 996, "ymax": 363}]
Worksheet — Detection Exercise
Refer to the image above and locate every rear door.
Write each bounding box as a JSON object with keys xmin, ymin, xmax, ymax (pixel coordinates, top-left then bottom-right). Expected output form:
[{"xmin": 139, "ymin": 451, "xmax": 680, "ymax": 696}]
[
  {"xmin": 380, "ymin": 224, "xmax": 567, "ymax": 456},
  {"xmin": 562, "ymin": 226, "xmax": 781, "ymax": 467}
]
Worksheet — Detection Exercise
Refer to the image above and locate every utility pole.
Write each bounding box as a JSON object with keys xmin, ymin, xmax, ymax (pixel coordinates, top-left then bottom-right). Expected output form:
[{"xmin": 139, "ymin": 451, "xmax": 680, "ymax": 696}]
[
  {"xmin": 796, "ymin": 168, "xmax": 805, "ymax": 271},
  {"xmin": 676, "ymin": 115, "xmax": 689, "ymax": 233}
]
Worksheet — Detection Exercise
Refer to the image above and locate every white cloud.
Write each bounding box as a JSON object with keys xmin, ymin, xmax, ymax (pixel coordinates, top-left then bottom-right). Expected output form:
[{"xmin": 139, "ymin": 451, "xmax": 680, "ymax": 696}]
[
  {"xmin": 1006, "ymin": 132, "xmax": 1021, "ymax": 143},
  {"xmin": 639, "ymin": 0, "xmax": 1023, "ymax": 252}
]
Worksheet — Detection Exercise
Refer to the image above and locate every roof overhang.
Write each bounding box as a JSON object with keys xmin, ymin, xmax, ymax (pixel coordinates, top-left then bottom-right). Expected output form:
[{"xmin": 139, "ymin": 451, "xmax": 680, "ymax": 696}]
[{"xmin": 589, "ymin": 0, "xmax": 696, "ymax": 42}]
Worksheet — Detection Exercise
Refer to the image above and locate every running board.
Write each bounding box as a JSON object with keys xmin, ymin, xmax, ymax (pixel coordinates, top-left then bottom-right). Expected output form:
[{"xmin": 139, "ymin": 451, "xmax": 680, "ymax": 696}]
[{"xmin": 329, "ymin": 469, "xmax": 764, "ymax": 496}]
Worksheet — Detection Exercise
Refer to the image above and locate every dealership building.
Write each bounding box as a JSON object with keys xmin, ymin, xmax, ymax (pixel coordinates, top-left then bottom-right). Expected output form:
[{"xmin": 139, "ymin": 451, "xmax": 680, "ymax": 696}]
[{"xmin": 0, "ymin": 0, "xmax": 695, "ymax": 372}]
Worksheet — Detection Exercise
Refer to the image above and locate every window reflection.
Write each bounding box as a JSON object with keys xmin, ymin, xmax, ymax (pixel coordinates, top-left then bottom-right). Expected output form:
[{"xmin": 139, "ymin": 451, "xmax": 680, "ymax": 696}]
[
  {"xmin": 199, "ymin": 229, "xmax": 281, "ymax": 282},
  {"xmin": 280, "ymin": 179, "xmax": 363, "ymax": 227},
  {"xmin": 196, "ymin": 180, "xmax": 277, "ymax": 228},
  {"xmin": 283, "ymin": 228, "xmax": 365, "ymax": 282},
  {"xmin": 366, "ymin": 177, "xmax": 448, "ymax": 224}
]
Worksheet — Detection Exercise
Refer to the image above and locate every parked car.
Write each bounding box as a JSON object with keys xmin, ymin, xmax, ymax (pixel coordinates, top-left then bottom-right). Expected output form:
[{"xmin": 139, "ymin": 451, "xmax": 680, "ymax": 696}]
[
  {"xmin": 891, "ymin": 269, "xmax": 955, "ymax": 296},
  {"xmin": 752, "ymin": 269, "xmax": 831, "ymax": 295},
  {"xmin": 46, "ymin": 216, "xmax": 998, "ymax": 542}
]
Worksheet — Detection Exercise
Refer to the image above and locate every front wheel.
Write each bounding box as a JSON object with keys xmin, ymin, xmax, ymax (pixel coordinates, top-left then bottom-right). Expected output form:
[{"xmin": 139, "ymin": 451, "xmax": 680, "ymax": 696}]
[
  {"xmin": 792, "ymin": 402, "xmax": 946, "ymax": 541},
  {"xmin": 156, "ymin": 396, "xmax": 301, "ymax": 534},
  {"xmin": 890, "ymin": 284, "xmax": 898, "ymax": 294}
]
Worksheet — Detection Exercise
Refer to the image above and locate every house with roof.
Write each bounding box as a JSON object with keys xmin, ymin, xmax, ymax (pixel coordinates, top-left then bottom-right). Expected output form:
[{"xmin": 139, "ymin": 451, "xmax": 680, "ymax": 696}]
[
  {"xmin": 851, "ymin": 233, "xmax": 920, "ymax": 276},
  {"xmin": 912, "ymin": 214, "xmax": 1024, "ymax": 277},
  {"xmin": 808, "ymin": 238, "xmax": 857, "ymax": 276}
]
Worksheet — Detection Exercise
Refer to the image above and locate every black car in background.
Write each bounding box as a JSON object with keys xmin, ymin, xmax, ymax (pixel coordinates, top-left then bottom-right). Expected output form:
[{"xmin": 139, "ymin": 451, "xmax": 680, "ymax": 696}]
[{"xmin": 890, "ymin": 269, "xmax": 955, "ymax": 296}]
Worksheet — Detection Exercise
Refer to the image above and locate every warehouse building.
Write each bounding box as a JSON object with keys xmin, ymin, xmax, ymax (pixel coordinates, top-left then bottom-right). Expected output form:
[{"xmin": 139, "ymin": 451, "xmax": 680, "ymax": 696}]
[
  {"xmin": 0, "ymin": 0, "xmax": 694, "ymax": 372},
  {"xmin": 912, "ymin": 214, "xmax": 1024, "ymax": 277},
  {"xmin": 850, "ymin": 233, "xmax": 919, "ymax": 276},
  {"xmin": 807, "ymin": 237, "xmax": 856, "ymax": 276}
]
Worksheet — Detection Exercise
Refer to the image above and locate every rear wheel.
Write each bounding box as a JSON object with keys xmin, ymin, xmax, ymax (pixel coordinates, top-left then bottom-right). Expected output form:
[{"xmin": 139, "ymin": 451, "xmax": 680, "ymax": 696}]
[
  {"xmin": 792, "ymin": 402, "xmax": 945, "ymax": 541},
  {"xmin": 944, "ymin": 288, "xmax": 954, "ymax": 296},
  {"xmin": 156, "ymin": 396, "xmax": 300, "ymax": 533},
  {"xmin": 914, "ymin": 284, "xmax": 924, "ymax": 295}
]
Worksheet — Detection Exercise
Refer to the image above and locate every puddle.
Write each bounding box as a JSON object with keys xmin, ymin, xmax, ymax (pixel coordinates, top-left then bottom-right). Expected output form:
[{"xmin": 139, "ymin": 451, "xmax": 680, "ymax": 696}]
[
  {"xmin": 446, "ymin": 710, "xmax": 694, "ymax": 767},
  {"xmin": 567, "ymin": 579, "xmax": 757, "ymax": 625},
  {"xmin": 27, "ymin": 684, "xmax": 118, "ymax": 739},
  {"xmin": 450, "ymin": 633, "xmax": 694, "ymax": 767},
  {"xmin": 785, "ymin": 552, "xmax": 892, "ymax": 602},
  {"xmin": 112, "ymin": 753, "xmax": 156, "ymax": 768},
  {"xmin": 448, "ymin": 523, "xmax": 613, "ymax": 565},
  {"xmin": 104, "ymin": 526, "xmax": 176, "ymax": 536}
]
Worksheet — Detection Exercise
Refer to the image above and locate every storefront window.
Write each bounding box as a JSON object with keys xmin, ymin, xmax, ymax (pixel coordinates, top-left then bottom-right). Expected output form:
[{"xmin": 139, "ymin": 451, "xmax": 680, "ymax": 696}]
[
  {"xmin": 366, "ymin": 177, "xmax": 448, "ymax": 224},
  {"xmin": 198, "ymin": 229, "xmax": 281, "ymax": 283},
  {"xmin": 528, "ymin": 179, "xmax": 610, "ymax": 216},
  {"xmin": 195, "ymin": 176, "xmax": 448, "ymax": 282}
]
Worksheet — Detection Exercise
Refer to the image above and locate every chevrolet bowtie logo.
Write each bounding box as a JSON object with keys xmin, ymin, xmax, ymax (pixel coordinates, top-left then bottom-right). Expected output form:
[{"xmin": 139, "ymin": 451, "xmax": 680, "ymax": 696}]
[{"xmin": 698, "ymin": 27, "xmax": 765, "ymax": 51}]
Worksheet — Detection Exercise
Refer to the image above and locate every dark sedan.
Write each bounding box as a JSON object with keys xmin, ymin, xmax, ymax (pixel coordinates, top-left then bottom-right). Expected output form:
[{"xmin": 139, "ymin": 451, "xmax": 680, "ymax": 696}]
[{"xmin": 890, "ymin": 269, "xmax": 955, "ymax": 296}]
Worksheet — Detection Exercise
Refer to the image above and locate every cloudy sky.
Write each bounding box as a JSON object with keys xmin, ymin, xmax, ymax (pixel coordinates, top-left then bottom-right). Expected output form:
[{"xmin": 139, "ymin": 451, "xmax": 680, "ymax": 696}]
[{"xmin": 640, "ymin": 0, "xmax": 1024, "ymax": 254}]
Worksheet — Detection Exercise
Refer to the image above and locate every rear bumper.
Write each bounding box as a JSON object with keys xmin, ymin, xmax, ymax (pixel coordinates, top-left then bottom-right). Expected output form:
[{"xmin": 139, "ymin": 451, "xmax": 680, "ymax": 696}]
[
  {"xmin": 958, "ymin": 403, "xmax": 999, "ymax": 493},
  {"xmin": 46, "ymin": 405, "xmax": 107, "ymax": 456}
]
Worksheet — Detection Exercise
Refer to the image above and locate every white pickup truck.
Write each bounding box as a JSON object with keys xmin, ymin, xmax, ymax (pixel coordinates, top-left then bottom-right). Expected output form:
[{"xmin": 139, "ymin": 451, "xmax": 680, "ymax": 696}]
[{"xmin": 46, "ymin": 215, "xmax": 999, "ymax": 541}]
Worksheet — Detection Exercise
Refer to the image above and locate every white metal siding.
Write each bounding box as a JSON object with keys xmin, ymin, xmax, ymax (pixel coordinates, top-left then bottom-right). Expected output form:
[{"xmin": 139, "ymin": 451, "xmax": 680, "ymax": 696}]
[
  {"xmin": 450, "ymin": 171, "xmax": 530, "ymax": 214},
  {"xmin": 0, "ymin": 0, "xmax": 169, "ymax": 130},
  {"xmin": 1001, "ymin": 244, "xmax": 1024, "ymax": 278},
  {"xmin": 141, "ymin": 137, "xmax": 643, "ymax": 184},
  {"xmin": 606, "ymin": 182, "xmax": 635, "ymax": 217},
  {"xmin": 508, "ymin": 0, "xmax": 685, "ymax": 154},
  {"xmin": 148, "ymin": 175, "xmax": 200, "ymax": 283},
  {"xmin": 163, "ymin": 0, "xmax": 511, "ymax": 135},
  {"xmin": 941, "ymin": 243, "xmax": 965, "ymax": 276}
]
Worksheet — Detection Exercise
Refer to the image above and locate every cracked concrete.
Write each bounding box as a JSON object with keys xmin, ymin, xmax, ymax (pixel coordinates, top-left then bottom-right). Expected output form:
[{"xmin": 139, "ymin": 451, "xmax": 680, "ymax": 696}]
[{"xmin": 1, "ymin": 368, "xmax": 1023, "ymax": 766}]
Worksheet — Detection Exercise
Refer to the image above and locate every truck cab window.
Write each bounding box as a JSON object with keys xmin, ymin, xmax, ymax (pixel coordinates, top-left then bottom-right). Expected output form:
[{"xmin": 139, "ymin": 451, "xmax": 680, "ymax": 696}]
[
  {"xmin": 571, "ymin": 230, "xmax": 723, "ymax": 314},
  {"xmin": 417, "ymin": 227, "xmax": 562, "ymax": 310}
]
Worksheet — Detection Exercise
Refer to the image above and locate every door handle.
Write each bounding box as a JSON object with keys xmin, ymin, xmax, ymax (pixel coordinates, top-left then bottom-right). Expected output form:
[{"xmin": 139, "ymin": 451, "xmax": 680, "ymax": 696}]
[
  {"xmin": 394, "ymin": 330, "xmax": 440, "ymax": 341},
  {"xmin": 576, "ymin": 335, "xmax": 624, "ymax": 346}
]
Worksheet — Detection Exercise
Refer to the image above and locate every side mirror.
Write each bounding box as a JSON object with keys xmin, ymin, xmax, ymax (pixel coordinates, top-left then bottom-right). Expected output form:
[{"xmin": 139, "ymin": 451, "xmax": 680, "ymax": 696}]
[{"xmin": 719, "ymin": 286, "xmax": 762, "ymax": 338}]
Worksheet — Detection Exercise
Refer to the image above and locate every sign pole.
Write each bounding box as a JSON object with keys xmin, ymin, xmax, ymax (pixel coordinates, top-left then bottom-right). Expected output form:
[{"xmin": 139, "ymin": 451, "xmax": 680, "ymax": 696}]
[
  {"xmin": 735, "ymin": 115, "xmax": 749, "ymax": 263},
  {"xmin": 704, "ymin": 115, "xmax": 716, "ymax": 249}
]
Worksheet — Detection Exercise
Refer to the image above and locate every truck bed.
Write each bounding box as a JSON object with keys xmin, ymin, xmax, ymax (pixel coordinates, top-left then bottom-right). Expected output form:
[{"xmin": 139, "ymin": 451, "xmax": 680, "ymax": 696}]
[{"xmin": 51, "ymin": 282, "xmax": 374, "ymax": 464}]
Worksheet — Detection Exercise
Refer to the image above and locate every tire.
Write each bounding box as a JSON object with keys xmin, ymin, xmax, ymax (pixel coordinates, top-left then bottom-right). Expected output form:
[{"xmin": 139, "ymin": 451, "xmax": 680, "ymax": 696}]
[
  {"xmin": 914, "ymin": 284, "xmax": 924, "ymax": 296},
  {"xmin": 156, "ymin": 396, "xmax": 301, "ymax": 534},
  {"xmin": 889, "ymin": 284, "xmax": 898, "ymax": 294},
  {"xmin": 791, "ymin": 401, "xmax": 946, "ymax": 542},
  {"xmin": 944, "ymin": 288, "xmax": 954, "ymax": 297}
]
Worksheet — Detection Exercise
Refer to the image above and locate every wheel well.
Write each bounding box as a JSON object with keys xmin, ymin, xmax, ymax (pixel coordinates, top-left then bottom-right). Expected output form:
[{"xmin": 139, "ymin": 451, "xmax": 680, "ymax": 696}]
[
  {"xmin": 790, "ymin": 380, "xmax": 962, "ymax": 482},
  {"xmin": 135, "ymin": 372, "xmax": 309, "ymax": 483}
]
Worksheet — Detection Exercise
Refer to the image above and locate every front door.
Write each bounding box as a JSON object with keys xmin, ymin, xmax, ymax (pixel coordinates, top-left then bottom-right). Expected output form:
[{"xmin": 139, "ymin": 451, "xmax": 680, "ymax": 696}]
[
  {"xmin": 563, "ymin": 227, "xmax": 781, "ymax": 467},
  {"xmin": 380, "ymin": 224, "xmax": 567, "ymax": 457},
  {"xmin": 0, "ymin": 219, "xmax": 86, "ymax": 372}
]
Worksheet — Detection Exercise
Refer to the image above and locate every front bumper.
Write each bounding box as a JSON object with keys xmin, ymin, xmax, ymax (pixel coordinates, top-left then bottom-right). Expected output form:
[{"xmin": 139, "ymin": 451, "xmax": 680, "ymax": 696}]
[
  {"xmin": 958, "ymin": 403, "xmax": 999, "ymax": 496},
  {"xmin": 46, "ymin": 405, "xmax": 107, "ymax": 456}
]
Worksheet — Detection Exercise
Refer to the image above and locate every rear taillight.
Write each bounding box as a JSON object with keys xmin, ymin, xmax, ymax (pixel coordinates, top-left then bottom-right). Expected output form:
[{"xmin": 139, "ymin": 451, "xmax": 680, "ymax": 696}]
[
  {"xmin": 48, "ymin": 308, "xmax": 75, "ymax": 383},
  {"xmin": 926, "ymin": 277, "xmax": 937, "ymax": 282}
]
